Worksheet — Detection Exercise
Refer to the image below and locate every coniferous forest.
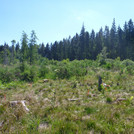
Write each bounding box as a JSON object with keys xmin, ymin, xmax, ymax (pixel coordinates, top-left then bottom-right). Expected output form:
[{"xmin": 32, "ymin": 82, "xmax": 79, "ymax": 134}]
[{"xmin": 1, "ymin": 19, "xmax": 134, "ymax": 64}]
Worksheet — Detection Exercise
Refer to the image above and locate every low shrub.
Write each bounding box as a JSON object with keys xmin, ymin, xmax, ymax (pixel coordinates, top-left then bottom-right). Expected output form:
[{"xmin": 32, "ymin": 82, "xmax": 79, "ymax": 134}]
[
  {"xmin": 122, "ymin": 59, "xmax": 134, "ymax": 66},
  {"xmin": 106, "ymin": 97, "xmax": 112, "ymax": 103},
  {"xmin": 39, "ymin": 65, "xmax": 49, "ymax": 78},
  {"xmin": 20, "ymin": 62, "xmax": 38, "ymax": 82},
  {"xmin": 0, "ymin": 67, "xmax": 15, "ymax": 83},
  {"xmin": 55, "ymin": 66, "xmax": 71, "ymax": 79}
]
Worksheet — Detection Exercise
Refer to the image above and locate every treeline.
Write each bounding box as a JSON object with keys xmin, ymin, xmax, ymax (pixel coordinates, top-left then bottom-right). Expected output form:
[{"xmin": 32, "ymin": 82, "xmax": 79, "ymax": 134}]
[{"xmin": 1, "ymin": 19, "xmax": 134, "ymax": 64}]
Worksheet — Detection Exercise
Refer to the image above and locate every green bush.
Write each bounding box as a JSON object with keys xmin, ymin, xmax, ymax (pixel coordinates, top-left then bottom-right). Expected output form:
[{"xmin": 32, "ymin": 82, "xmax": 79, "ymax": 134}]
[
  {"xmin": 70, "ymin": 61, "xmax": 87, "ymax": 77},
  {"xmin": 103, "ymin": 62, "xmax": 113, "ymax": 69},
  {"xmin": 29, "ymin": 66, "xmax": 38, "ymax": 82},
  {"xmin": 39, "ymin": 57, "xmax": 49, "ymax": 66},
  {"xmin": 21, "ymin": 70, "xmax": 31, "ymax": 81},
  {"xmin": 53, "ymin": 61, "xmax": 87, "ymax": 79},
  {"xmin": 122, "ymin": 59, "xmax": 134, "ymax": 66},
  {"xmin": 125, "ymin": 66, "xmax": 134, "ymax": 75},
  {"xmin": 49, "ymin": 59, "xmax": 58, "ymax": 65},
  {"xmin": 39, "ymin": 64, "xmax": 49, "ymax": 78},
  {"xmin": 113, "ymin": 57, "xmax": 122, "ymax": 70},
  {"xmin": 20, "ymin": 62, "xmax": 38, "ymax": 82},
  {"xmin": 0, "ymin": 67, "xmax": 15, "ymax": 83},
  {"xmin": 54, "ymin": 65, "xmax": 71, "ymax": 79}
]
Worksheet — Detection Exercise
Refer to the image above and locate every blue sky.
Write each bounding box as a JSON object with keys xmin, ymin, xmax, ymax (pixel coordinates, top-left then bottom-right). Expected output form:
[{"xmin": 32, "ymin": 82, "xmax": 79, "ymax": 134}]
[{"xmin": 0, "ymin": 0, "xmax": 134, "ymax": 45}]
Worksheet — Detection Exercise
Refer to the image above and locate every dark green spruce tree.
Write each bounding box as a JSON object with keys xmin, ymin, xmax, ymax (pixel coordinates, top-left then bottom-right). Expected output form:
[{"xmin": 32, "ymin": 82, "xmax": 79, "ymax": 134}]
[
  {"xmin": 21, "ymin": 31, "xmax": 28, "ymax": 62},
  {"xmin": 3, "ymin": 43, "xmax": 9, "ymax": 65},
  {"xmin": 109, "ymin": 18, "xmax": 117, "ymax": 58}
]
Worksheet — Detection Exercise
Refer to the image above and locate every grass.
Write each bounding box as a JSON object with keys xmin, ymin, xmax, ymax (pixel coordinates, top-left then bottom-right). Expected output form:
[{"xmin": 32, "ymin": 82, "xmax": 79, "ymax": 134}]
[{"xmin": 0, "ymin": 60, "xmax": 134, "ymax": 133}]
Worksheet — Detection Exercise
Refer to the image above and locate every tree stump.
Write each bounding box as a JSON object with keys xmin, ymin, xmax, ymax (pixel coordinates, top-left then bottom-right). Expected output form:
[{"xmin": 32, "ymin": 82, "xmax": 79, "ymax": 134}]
[{"xmin": 98, "ymin": 76, "xmax": 102, "ymax": 91}]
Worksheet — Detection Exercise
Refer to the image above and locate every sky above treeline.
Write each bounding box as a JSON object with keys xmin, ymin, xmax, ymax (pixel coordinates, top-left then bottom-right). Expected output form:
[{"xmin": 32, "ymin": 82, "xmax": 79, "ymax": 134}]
[{"xmin": 0, "ymin": 0, "xmax": 134, "ymax": 45}]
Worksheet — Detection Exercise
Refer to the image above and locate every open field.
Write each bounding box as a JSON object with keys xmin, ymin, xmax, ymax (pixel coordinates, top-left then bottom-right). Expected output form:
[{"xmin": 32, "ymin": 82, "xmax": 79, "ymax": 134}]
[{"xmin": 0, "ymin": 59, "xmax": 134, "ymax": 133}]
